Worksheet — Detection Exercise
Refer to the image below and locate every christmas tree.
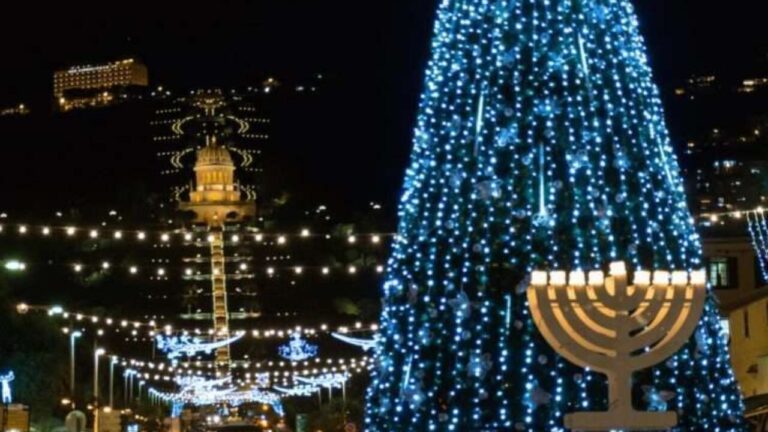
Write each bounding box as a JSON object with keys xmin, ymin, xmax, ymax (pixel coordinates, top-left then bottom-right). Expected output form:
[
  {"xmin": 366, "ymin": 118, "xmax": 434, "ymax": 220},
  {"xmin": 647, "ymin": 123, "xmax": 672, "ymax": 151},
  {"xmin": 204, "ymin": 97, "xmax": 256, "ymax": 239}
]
[{"xmin": 365, "ymin": 0, "xmax": 746, "ymax": 430}]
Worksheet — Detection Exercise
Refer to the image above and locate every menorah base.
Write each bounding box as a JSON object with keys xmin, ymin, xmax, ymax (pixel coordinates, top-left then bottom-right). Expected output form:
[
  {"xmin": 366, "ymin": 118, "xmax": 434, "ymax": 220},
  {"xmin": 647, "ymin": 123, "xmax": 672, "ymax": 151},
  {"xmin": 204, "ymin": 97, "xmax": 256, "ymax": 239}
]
[{"xmin": 565, "ymin": 410, "xmax": 677, "ymax": 431}]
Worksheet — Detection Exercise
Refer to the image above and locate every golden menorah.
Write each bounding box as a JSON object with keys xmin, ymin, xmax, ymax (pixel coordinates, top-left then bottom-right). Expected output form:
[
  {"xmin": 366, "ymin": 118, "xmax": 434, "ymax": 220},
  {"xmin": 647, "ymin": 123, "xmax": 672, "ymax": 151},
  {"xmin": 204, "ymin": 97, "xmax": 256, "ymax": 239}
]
[{"xmin": 527, "ymin": 262, "xmax": 706, "ymax": 431}]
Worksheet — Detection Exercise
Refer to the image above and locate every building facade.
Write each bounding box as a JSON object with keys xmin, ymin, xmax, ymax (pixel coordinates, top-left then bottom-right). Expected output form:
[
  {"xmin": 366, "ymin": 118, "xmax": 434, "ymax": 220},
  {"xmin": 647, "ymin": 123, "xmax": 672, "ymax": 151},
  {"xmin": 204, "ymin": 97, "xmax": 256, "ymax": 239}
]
[
  {"xmin": 53, "ymin": 59, "xmax": 148, "ymax": 111},
  {"xmin": 704, "ymin": 237, "xmax": 768, "ymax": 399}
]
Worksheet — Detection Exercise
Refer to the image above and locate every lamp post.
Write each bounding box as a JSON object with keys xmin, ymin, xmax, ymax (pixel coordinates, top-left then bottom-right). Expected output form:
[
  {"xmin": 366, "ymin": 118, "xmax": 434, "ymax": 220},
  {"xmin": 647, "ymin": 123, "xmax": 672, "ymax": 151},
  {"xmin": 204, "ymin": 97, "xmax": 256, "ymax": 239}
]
[
  {"xmin": 137, "ymin": 381, "xmax": 145, "ymax": 405},
  {"xmin": 70, "ymin": 331, "xmax": 82, "ymax": 408},
  {"xmin": 109, "ymin": 357, "xmax": 117, "ymax": 408},
  {"xmin": 93, "ymin": 348, "xmax": 105, "ymax": 432}
]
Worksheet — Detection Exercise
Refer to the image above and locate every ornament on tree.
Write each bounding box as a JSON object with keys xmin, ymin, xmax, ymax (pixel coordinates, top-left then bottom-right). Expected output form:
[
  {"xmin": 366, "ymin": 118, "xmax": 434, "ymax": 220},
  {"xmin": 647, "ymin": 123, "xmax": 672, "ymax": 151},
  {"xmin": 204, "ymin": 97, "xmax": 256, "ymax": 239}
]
[
  {"xmin": 467, "ymin": 353, "xmax": 493, "ymax": 380},
  {"xmin": 526, "ymin": 384, "xmax": 552, "ymax": 409},
  {"xmin": 642, "ymin": 386, "xmax": 676, "ymax": 412}
]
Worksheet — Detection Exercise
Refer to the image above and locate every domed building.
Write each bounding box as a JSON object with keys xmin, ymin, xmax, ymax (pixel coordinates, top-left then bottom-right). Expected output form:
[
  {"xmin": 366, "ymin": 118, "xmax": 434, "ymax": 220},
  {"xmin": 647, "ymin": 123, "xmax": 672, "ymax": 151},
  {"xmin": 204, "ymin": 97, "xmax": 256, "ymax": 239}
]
[{"xmin": 180, "ymin": 137, "xmax": 256, "ymax": 225}]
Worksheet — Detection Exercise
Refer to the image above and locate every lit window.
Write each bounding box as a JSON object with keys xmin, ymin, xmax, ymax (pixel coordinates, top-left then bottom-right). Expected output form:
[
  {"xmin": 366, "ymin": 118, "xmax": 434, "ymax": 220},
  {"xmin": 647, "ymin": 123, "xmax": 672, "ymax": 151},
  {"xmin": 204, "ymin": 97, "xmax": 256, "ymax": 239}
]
[{"xmin": 708, "ymin": 257, "xmax": 732, "ymax": 289}]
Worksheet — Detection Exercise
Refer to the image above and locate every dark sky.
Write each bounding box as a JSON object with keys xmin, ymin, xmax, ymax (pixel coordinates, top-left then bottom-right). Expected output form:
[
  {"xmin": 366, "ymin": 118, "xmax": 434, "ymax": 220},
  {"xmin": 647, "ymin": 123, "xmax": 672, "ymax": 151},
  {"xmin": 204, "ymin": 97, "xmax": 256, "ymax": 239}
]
[
  {"xmin": 0, "ymin": 1, "xmax": 766, "ymax": 213},
  {"xmin": 0, "ymin": 1, "xmax": 766, "ymax": 98}
]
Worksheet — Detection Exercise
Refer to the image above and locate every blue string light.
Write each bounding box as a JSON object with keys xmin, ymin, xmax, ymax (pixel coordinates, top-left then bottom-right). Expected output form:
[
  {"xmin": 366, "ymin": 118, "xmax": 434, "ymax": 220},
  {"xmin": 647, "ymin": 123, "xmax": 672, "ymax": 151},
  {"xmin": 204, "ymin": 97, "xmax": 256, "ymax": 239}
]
[{"xmin": 364, "ymin": 0, "xmax": 746, "ymax": 430}]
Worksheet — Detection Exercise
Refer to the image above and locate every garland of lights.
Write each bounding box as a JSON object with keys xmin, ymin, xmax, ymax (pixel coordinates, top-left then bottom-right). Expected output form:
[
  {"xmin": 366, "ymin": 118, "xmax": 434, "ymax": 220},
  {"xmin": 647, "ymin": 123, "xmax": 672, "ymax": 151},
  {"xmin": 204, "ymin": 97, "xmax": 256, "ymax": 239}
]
[
  {"xmin": 9, "ymin": 260, "xmax": 386, "ymax": 279},
  {"xmin": 273, "ymin": 384, "xmax": 320, "ymax": 397},
  {"xmin": 29, "ymin": 303, "xmax": 379, "ymax": 338},
  {"xmin": 747, "ymin": 211, "xmax": 768, "ymax": 282},
  {"xmin": 295, "ymin": 372, "xmax": 348, "ymax": 389},
  {"xmin": 0, "ymin": 222, "xmax": 394, "ymax": 244},
  {"xmin": 156, "ymin": 333, "xmax": 244, "ymax": 363}
]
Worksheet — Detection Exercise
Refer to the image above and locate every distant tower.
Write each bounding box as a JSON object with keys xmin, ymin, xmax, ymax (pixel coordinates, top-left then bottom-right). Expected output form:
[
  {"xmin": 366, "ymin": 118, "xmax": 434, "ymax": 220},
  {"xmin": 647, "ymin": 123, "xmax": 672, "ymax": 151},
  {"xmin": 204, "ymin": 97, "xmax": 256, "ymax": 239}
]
[{"xmin": 180, "ymin": 136, "xmax": 255, "ymax": 376}]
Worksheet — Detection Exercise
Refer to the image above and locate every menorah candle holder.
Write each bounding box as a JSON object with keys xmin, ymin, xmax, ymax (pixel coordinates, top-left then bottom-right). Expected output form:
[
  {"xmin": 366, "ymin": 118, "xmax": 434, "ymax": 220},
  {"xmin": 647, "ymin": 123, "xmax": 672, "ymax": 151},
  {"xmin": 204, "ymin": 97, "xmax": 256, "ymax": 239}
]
[{"xmin": 527, "ymin": 262, "xmax": 707, "ymax": 431}]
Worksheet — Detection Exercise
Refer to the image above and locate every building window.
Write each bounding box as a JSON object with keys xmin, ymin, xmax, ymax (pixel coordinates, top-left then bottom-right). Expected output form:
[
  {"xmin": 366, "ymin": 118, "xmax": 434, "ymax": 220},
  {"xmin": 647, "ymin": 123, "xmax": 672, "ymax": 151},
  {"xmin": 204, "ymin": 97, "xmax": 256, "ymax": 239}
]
[
  {"xmin": 745, "ymin": 309, "xmax": 750, "ymax": 338},
  {"xmin": 708, "ymin": 257, "xmax": 734, "ymax": 289}
]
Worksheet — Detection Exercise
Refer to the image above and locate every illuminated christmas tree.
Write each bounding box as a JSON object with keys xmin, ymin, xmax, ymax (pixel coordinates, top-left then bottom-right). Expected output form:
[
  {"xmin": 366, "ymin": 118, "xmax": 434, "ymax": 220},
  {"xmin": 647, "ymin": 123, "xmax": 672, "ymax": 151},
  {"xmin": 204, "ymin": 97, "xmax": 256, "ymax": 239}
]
[{"xmin": 365, "ymin": 0, "xmax": 746, "ymax": 430}]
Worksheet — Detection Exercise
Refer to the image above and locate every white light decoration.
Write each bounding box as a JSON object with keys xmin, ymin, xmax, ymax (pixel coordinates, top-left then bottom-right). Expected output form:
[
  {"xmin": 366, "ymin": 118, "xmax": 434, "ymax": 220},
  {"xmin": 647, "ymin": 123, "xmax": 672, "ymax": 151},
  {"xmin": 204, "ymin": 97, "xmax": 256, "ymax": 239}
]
[
  {"xmin": 89, "ymin": 230, "xmax": 98, "ymax": 239},
  {"xmin": 155, "ymin": 333, "xmax": 244, "ymax": 362},
  {"xmin": 301, "ymin": 228, "xmax": 310, "ymax": 237},
  {"xmin": 18, "ymin": 226, "xmax": 27, "ymax": 234},
  {"xmin": 278, "ymin": 334, "xmax": 318, "ymax": 362},
  {"xmin": 295, "ymin": 372, "xmax": 348, "ymax": 389},
  {"xmin": 531, "ymin": 271, "xmax": 548, "ymax": 287},
  {"xmin": 42, "ymin": 227, "xmax": 50, "ymax": 235},
  {"xmin": 114, "ymin": 231, "xmax": 123, "ymax": 239},
  {"xmin": 589, "ymin": 271, "xmax": 605, "ymax": 287},
  {"xmin": 331, "ymin": 333, "xmax": 378, "ymax": 352},
  {"xmin": 74, "ymin": 264, "xmax": 83, "ymax": 273},
  {"xmin": 273, "ymin": 384, "xmax": 318, "ymax": 397},
  {"xmin": 653, "ymin": 271, "xmax": 670, "ymax": 286},
  {"xmin": 0, "ymin": 371, "xmax": 14, "ymax": 404},
  {"xmin": 634, "ymin": 271, "xmax": 651, "ymax": 287},
  {"xmin": 137, "ymin": 232, "xmax": 146, "ymax": 240},
  {"xmin": 66, "ymin": 227, "xmax": 76, "ymax": 236},
  {"xmin": 129, "ymin": 266, "xmax": 138, "ymax": 274},
  {"xmin": 161, "ymin": 233, "xmax": 170, "ymax": 242},
  {"xmin": 549, "ymin": 271, "xmax": 567, "ymax": 287},
  {"xmin": 4, "ymin": 260, "xmax": 25, "ymax": 271}
]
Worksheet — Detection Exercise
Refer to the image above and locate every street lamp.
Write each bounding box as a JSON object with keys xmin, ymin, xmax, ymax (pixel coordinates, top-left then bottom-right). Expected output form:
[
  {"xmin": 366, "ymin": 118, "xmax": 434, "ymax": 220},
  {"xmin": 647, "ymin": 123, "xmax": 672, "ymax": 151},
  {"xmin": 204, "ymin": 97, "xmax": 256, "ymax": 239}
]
[
  {"xmin": 94, "ymin": 348, "xmax": 105, "ymax": 432},
  {"xmin": 137, "ymin": 381, "xmax": 146, "ymax": 403},
  {"xmin": 109, "ymin": 357, "xmax": 117, "ymax": 408},
  {"xmin": 70, "ymin": 331, "xmax": 82, "ymax": 408}
]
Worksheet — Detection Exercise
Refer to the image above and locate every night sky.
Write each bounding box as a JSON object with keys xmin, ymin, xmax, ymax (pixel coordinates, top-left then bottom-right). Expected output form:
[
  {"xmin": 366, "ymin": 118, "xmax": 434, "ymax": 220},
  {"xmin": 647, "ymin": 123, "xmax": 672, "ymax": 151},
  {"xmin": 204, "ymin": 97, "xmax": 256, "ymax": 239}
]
[{"xmin": 0, "ymin": 0, "xmax": 767, "ymax": 214}]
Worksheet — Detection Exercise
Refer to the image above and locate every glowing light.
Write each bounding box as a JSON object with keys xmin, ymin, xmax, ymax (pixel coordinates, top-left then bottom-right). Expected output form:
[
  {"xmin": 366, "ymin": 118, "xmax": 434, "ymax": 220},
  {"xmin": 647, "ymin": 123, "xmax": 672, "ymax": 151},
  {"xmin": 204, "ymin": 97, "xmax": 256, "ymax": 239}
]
[
  {"xmin": 278, "ymin": 334, "xmax": 318, "ymax": 361},
  {"xmin": 4, "ymin": 260, "xmax": 25, "ymax": 271}
]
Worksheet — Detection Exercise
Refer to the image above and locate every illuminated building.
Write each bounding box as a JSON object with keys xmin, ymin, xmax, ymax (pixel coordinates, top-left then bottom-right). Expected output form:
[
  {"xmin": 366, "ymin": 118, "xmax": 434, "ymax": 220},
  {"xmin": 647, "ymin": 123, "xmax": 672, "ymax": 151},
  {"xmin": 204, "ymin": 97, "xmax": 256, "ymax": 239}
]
[
  {"xmin": 0, "ymin": 104, "xmax": 29, "ymax": 117},
  {"xmin": 175, "ymin": 92, "xmax": 257, "ymax": 377},
  {"xmin": 53, "ymin": 59, "xmax": 148, "ymax": 111},
  {"xmin": 181, "ymin": 136, "xmax": 256, "ymax": 225}
]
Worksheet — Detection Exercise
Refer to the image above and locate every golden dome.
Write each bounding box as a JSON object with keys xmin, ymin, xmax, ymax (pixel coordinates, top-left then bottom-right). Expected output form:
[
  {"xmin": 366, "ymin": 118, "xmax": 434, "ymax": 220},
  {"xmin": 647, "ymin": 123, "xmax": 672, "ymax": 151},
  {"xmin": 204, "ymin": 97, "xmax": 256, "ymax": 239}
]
[{"xmin": 196, "ymin": 144, "xmax": 234, "ymax": 167}]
